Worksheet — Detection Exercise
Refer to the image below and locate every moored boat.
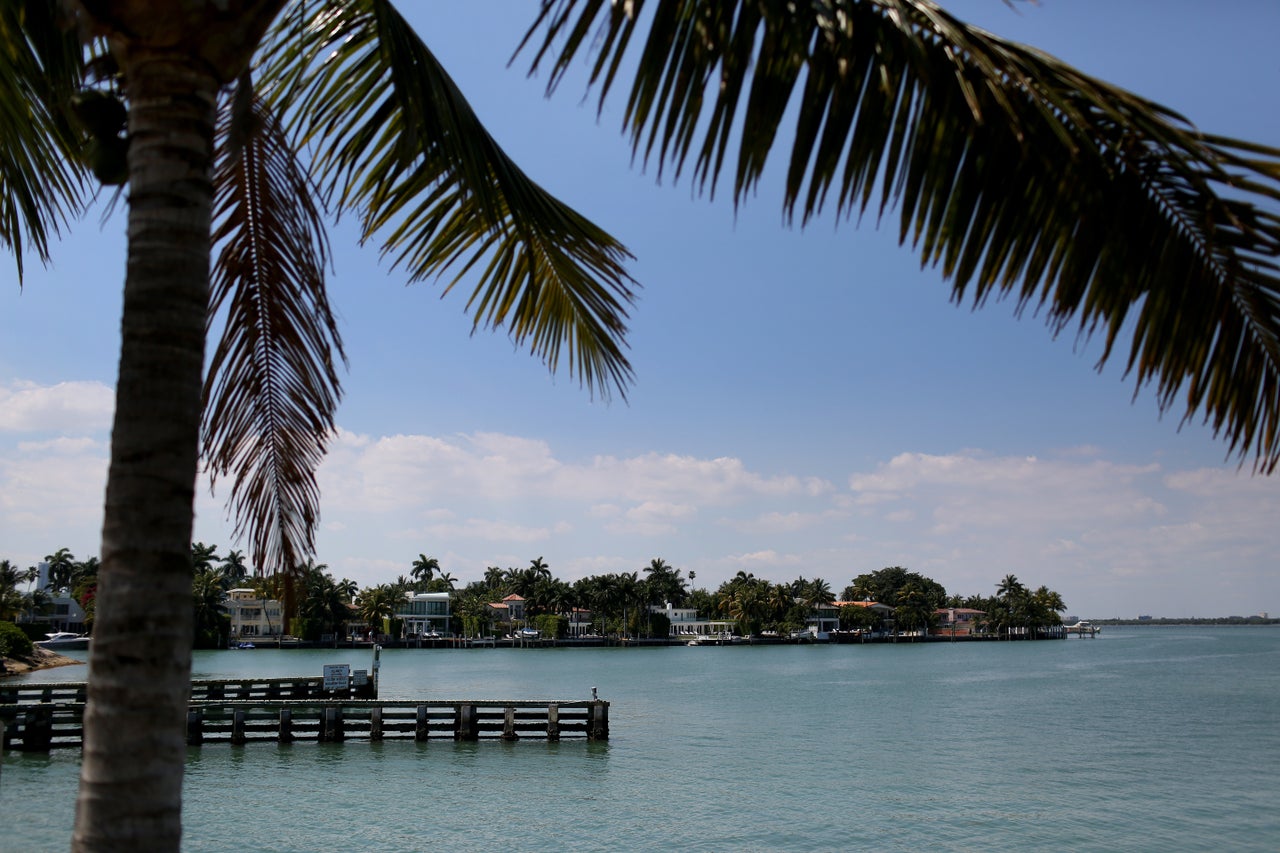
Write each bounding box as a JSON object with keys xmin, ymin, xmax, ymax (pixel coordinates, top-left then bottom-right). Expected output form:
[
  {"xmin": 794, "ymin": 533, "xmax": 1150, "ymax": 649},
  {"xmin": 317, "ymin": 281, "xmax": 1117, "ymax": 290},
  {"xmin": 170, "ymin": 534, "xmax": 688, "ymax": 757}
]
[
  {"xmin": 687, "ymin": 632, "xmax": 740, "ymax": 646},
  {"xmin": 35, "ymin": 631, "xmax": 90, "ymax": 650}
]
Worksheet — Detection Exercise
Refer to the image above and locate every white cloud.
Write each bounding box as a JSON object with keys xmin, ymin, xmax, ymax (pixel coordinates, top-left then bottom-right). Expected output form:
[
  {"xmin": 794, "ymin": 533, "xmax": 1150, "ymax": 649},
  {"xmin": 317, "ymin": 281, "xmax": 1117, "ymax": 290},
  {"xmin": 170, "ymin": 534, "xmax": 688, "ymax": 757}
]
[
  {"xmin": 418, "ymin": 517, "xmax": 564, "ymax": 543},
  {"xmin": 0, "ymin": 380, "xmax": 114, "ymax": 432},
  {"xmin": 0, "ymin": 437, "xmax": 108, "ymax": 562},
  {"xmin": 319, "ymin": 432, "xmax": 831, "ymax": 518},
  {"xmin": 732, "ymin": 510, "xmax": 840, "ymax": 534}
]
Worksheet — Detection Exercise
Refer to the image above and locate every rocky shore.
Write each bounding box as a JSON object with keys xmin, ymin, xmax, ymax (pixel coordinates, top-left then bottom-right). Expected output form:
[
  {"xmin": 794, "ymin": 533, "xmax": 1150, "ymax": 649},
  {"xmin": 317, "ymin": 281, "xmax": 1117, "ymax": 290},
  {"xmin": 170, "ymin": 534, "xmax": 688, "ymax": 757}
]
[{"xmin": 0, "ymin": 646, "xmax": 83, "ymax": 676}]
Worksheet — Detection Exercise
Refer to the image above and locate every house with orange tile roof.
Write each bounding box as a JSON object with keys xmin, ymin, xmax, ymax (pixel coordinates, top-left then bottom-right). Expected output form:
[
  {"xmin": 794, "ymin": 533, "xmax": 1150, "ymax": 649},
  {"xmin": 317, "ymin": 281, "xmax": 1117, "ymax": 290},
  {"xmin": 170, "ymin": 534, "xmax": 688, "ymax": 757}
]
[{"xmin": 487, "ymin": 593, "xmax": 527, "ymax": 632}]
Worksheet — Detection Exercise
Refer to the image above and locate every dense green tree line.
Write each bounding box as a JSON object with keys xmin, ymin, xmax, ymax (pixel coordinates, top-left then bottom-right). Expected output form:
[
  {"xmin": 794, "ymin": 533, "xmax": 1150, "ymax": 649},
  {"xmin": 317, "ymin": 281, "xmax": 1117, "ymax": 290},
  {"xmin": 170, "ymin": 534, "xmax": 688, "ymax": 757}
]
[{"xmin": 5, "ymin": 545, "xmax": 1068, "ymax": 643}]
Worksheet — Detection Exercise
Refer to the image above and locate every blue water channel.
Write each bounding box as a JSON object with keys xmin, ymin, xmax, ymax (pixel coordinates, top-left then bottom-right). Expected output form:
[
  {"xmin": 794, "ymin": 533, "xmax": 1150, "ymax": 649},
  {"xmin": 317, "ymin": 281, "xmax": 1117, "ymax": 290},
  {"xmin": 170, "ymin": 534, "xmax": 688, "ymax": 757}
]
[{"xmin": 4, "ymin": 626, "xmax": 1279, "ymax": 851}]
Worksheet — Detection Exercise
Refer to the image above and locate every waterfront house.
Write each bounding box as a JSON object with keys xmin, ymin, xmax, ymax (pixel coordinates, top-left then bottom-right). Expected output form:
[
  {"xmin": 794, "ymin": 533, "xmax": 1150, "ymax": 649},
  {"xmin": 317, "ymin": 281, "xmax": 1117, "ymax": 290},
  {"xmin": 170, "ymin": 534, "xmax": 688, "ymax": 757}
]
[
  {"xmin": 226, "ymin": 588, "xmax": 283, "ymax": 639},
  {"xmin": 802, "ymin": 603, "xmax": 842, "ymax": 639},
  {"xmin": 648, "ymin": 603, "xmax": 737, "ymax": 639},
  {"xmin": 486, "ymin": 594, "xmax": 527, "ymax": 634},
  {"xmin": 21, "ymin": 561, "xmax": 88, "ymax": 634},
  {"xmin": 932, "ymin": 607, "xmax": 985, "ymax": 636},
  {"xmin": 19, "ymin": 594, "xmax": 87, "ymax": 635},
  {"xmin": 566, "ymin": 607, "xmax": 594, "ymax": 637},
  {"xmin": 832, "ymin": 600, "xmax": 895, "ymax": 634},
  {"xmin": 501, "ymin": 593, "xmax": 526, "ymax": 621},
  {"xmin": 397, "ymin": 591, "xmax": 452, "ymax": 637}
]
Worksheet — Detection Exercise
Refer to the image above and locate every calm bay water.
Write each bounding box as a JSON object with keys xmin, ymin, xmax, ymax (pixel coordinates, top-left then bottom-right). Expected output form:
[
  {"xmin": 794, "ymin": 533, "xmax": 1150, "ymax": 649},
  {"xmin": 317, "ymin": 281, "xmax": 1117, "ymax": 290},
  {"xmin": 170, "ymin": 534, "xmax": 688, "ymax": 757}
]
[{"xmin": 4, "ymin": 626, "xmax": 1278, "ymax": 851}]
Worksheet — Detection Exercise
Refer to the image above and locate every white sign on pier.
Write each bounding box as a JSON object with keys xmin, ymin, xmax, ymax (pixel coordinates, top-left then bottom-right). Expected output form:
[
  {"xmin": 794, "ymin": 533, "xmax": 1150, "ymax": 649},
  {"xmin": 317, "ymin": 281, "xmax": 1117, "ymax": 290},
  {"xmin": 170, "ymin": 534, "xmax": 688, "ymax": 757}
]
[{"xmin": 323, "ymin": 664, "xmax": 350, "ymax": 692}]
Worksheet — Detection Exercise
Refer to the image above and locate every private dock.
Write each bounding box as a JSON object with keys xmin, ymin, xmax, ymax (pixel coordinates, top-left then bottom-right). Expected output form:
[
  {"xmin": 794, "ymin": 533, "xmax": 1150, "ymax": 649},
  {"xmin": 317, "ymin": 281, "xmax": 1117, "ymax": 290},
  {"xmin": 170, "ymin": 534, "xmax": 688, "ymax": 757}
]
[{"xmin": 0, "ymin": 675, "xmax": 609, "ymax": 751}]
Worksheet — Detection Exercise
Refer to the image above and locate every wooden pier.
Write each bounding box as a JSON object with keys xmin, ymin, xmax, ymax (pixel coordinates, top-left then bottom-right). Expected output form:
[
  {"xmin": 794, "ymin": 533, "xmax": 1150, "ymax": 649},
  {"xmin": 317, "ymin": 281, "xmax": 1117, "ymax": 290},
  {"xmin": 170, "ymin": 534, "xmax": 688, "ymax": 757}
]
[{"xmin": 1, "ymin": 676, "xmax": 608, "ymax": 751}]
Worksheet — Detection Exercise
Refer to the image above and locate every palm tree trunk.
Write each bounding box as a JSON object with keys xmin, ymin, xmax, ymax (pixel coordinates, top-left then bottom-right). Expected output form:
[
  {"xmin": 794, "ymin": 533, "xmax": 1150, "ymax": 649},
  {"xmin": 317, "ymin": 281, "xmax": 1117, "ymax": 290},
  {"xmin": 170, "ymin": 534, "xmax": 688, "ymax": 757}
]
[{"xmin": 73, "ymin": 56, "xmax": 218, "ymax": 852}]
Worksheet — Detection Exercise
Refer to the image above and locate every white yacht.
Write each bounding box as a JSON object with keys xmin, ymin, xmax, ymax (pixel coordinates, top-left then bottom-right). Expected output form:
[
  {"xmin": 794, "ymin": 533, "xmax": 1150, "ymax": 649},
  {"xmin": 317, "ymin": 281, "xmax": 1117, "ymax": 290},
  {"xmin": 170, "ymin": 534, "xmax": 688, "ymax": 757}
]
[{"xmin": 36, "ymin": 631, "xmax": 90, "ymax": 650}]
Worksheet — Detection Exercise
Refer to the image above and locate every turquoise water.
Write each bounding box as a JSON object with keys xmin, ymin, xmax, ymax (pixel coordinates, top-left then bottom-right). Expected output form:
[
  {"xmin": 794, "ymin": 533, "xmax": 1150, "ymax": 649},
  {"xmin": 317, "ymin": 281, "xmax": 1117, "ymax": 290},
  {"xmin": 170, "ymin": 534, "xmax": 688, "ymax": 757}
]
[{"xmin": 4, "ymin": 627, "xmax": 1278, "ymax": 851}]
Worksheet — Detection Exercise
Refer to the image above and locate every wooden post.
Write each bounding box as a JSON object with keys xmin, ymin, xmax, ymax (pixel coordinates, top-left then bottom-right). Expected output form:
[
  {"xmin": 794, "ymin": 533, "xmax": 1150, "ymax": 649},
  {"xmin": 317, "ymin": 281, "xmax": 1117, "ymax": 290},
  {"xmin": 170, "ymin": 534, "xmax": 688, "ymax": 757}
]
[
  {"xmin": 186, "ymin": 709, "xmax": 204, "ymax": 746},
  {"xmin": 232, "ymin": 709, "xmax": 247, "ymax": 745},
  {"xmin": 546, "ymin": 703, "xmax": 560, "ymax": 741},
  {"xmin": 320, "ymin": 706, "xmax": 344, "ymax": 742},
  {"xmin": 279, "ymin": 708, "xmax": 293, "ymax": 744},
  {"xmin": 22, "ymin": 707, "xmax": 53, "ymax": 751},
  {"xmin": 415, "ymin": 704, "xmax": 430, "ymax": 741},
  {"xmin": 587, "ymin": 701, "xmax": 609, "ymax": 741},
  {"xmin": 502, "ymin": 706, "xmax": 518, "ymax": 741},
  {"xmin": 371, "ymin": 706, "xmax": 383, "ymax": 741},
  {"xmin": 456, "ymin": 704, "xmax": 478, "ymax": 741}
]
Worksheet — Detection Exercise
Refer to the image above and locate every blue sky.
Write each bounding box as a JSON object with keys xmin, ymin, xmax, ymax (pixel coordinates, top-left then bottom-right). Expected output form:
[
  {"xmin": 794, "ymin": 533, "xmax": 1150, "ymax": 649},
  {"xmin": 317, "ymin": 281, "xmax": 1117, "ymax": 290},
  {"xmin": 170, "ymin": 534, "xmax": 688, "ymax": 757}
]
[{"xmin": 2, "ymin": 1, "xmax": 1279, "ymax": 618}]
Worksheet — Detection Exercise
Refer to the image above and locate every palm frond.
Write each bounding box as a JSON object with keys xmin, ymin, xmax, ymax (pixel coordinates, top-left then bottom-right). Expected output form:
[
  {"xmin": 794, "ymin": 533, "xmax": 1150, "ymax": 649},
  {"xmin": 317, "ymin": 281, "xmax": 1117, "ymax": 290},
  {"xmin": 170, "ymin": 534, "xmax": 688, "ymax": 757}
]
[
  {"xmin": 523, "ymin": 0, "xmax": 1280, "ymax": 471},
  {"xmin": 259, "ymin": 0, "xmax": 635, "ymax": 400},
  {"xmin": 203, "ymin": 86, "xmax": 344, "ymax": 578},
  {"xmin": 0, "ymin": 0, "xmax": 87, "ymax": 280}
]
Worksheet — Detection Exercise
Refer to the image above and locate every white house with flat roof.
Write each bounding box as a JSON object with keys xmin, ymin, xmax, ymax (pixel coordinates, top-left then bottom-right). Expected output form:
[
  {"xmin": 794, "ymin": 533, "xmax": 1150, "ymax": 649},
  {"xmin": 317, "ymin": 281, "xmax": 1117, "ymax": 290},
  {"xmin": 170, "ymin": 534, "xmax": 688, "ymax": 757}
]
[
  {"xmin": 648, "ymin": 602, "xmax": 736, "ymax": 639},
  {"xmin": 397, "ymin": 591, "xmax": 452, "ymax": 637}
]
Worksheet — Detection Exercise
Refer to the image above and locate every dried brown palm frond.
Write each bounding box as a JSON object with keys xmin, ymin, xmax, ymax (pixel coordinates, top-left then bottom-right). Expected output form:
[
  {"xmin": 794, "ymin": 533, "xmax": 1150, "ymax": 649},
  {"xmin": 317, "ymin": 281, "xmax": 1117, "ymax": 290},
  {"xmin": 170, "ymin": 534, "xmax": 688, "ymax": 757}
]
[{"xmin": 204, "ymin": 84, "xmax": 343, "ymax": 578}]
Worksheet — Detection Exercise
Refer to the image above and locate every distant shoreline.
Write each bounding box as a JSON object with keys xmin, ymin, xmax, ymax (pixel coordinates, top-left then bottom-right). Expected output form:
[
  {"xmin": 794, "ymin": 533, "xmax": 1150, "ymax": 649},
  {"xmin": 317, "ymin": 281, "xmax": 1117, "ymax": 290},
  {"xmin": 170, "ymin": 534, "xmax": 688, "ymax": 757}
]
[{"xmin": 1087, "ymin": 617, "xmax": 1278, "ymax": 626}]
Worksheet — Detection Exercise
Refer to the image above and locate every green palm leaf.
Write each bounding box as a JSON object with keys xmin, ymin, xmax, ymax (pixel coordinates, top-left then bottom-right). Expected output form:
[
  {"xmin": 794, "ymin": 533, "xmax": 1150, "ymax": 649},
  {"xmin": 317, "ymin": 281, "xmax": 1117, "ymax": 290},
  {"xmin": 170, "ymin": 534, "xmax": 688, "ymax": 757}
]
[
  {"xmin": 523, "ymin": 0, "xmax": 1280, "ymax": 470},
  {"xmin": 0, "ymin": 0, "xmax": 87, "ymax": 280},
  {"xmin": 260, "ymin": 0, "xmax": 635, "ymax": 400},
  {"xmin": 203, "ymin": 84, "xmax": 345, "ymax": 578}
]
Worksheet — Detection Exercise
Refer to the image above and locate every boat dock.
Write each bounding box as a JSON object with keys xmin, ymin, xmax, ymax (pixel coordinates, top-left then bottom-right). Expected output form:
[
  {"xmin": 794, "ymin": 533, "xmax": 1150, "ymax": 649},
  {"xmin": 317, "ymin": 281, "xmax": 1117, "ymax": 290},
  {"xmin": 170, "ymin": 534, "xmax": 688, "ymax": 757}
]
[{"xmin": 0, "ymin": 676, "xmax": 609, "ymax": 751}]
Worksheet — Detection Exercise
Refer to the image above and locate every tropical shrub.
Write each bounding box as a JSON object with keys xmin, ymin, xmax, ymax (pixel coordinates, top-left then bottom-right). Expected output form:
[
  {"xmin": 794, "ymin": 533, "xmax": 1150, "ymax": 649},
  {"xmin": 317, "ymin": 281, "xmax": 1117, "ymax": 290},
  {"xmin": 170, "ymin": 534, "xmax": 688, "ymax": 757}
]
[
  {"xmin": 647, "ymin": 612, "xmax": 671, "ymax": 640},
  {"xmin": 293, "ymin": 617, "xmax": 323, "ymax": 643},
  {"xmin": 193, "ymin": 614, "xmax": 231, "ymax": 650},
  {"xmin": 534, "ymin": 614, "xmax": 567, "ymax": 639},
  {"xmin": 0, "ymin": 621, "xmax": 34, "ymax": 658},
  {"xmin": 17, "ymin": 622, "xmax": 47, "ymax": 641}
]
